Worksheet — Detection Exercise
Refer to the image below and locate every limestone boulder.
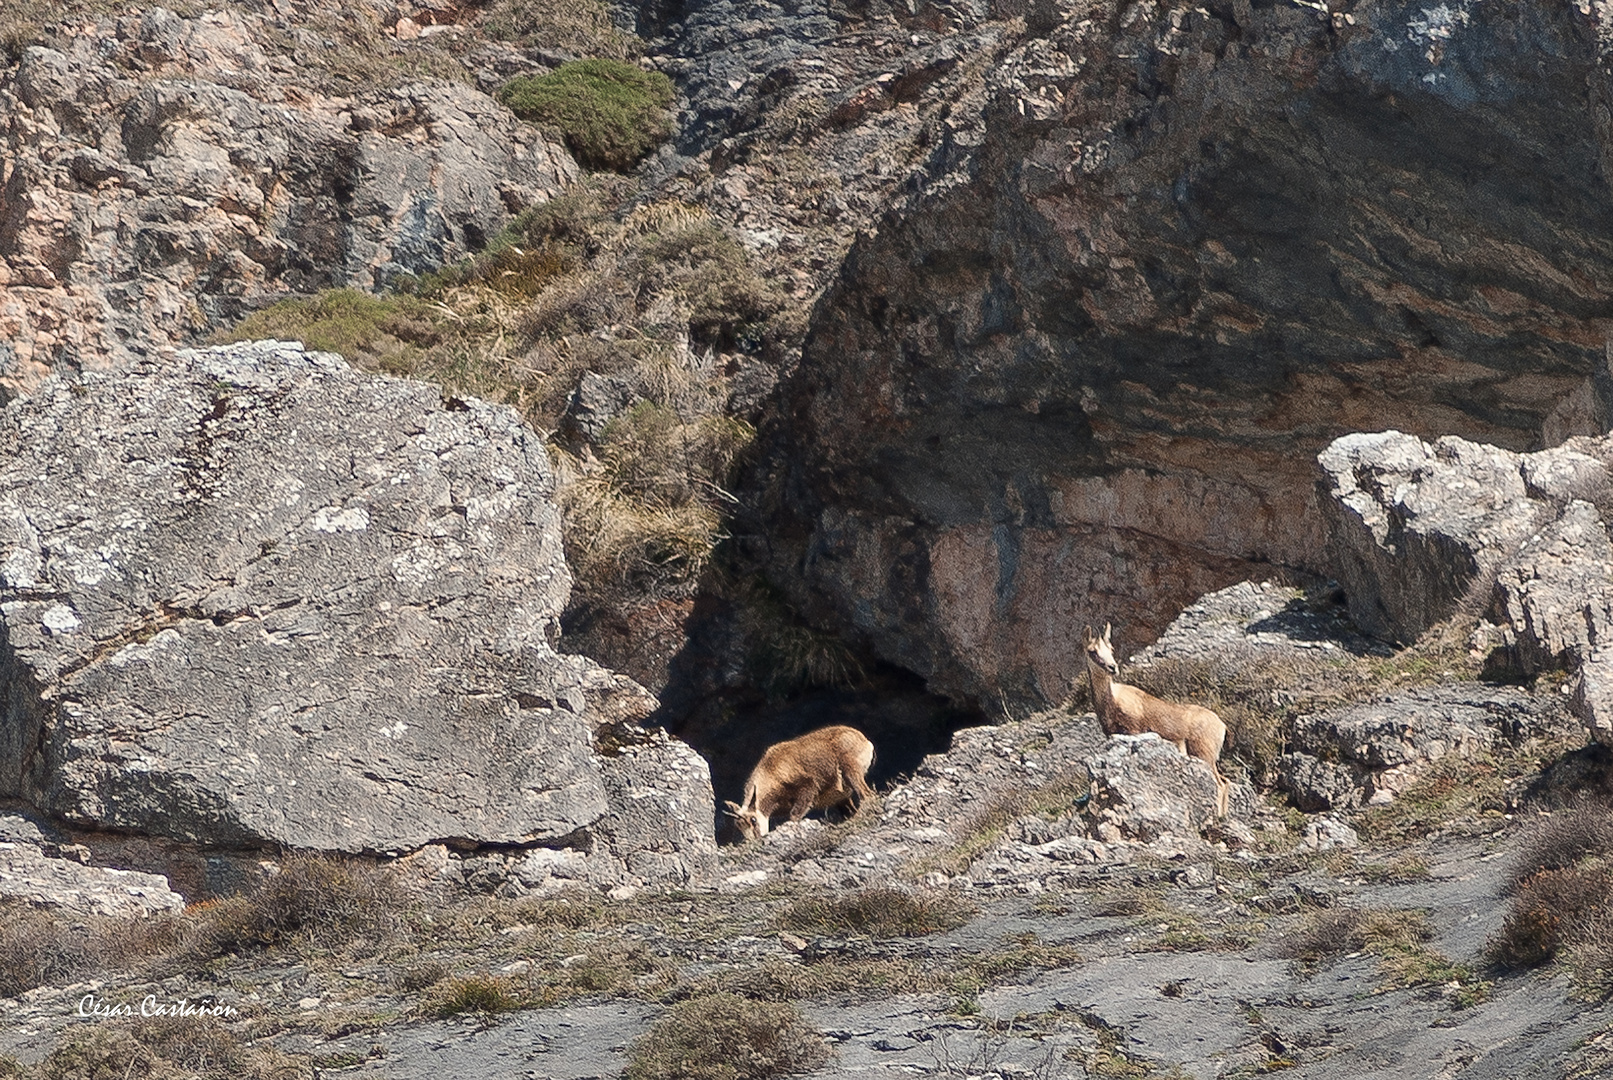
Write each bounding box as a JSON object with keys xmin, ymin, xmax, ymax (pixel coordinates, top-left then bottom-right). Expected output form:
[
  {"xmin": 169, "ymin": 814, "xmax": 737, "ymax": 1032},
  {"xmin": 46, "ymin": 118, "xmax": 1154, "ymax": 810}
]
[
  {"xmin": 1084, "ymin": 734, "xmax": 1221, "ymax": 845},
  {"xmin": 0, "ymin": 341, "xmax": 714, "ymax": 874},
  {"xmin": 1280, "ymin": 684, "xmax": 1569, "ymax": 807},
  {"xmin": 1317, "ymin": 432, "xmax": 1541, "ymax": 643}
]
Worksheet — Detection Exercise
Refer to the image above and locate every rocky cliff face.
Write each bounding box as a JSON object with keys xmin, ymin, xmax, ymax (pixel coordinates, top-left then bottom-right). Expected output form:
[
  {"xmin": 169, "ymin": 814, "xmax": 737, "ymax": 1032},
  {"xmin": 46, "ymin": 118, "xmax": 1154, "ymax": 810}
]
[
  {"xmin": 0, "ymin": 7, "xmax": 575, "ymax": 393},
  {"xmin": 752, "ymin": 0, "xmax": 1613, "ymax": 710}
]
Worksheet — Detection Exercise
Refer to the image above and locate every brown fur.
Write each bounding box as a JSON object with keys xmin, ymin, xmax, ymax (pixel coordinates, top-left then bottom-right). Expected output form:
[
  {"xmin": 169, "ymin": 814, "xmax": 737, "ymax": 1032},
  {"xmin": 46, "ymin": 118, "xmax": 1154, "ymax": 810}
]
[
  {"xmin": 1083, "ymin": 623, "xmax": 1229, "ymax": 817},
  {"xmin": 723, "ymin": 725, "xmax": 876, "ymax": 840}
]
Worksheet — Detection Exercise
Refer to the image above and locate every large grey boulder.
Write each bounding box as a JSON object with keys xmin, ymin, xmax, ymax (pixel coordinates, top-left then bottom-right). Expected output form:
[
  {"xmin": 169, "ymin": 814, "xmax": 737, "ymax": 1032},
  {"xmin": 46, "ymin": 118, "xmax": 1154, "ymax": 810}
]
[
  {"xmin": 1279, "ymin": 684, "xmax": 1567, "ymax": 808},
  {"xmin": 1317, "ymin": 432, "xmax": 1542, "ymax": 644},
  {"xmin": 1315, "ymin": 428, "xmax": 1613, "ymax": 747},
  {"xmin": 0, "ymin": 341, "xmax": 714, "ymax": 872}
]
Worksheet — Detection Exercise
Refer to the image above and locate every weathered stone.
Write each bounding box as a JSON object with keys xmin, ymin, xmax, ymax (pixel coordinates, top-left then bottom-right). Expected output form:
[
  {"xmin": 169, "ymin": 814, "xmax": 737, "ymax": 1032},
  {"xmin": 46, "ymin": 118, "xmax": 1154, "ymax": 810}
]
[
  {"xmin": 1492, "ymin": 499, "xmax": 1613, "ymax": 673},
  {"xmin": 1084, "ymin": 734, "xmax": 1221, "ymax": 844},
  {"xmin": 0, "ymin": 835, "xmax": 184, "ymax": 917},
  {"xmin": 1572, "ymin": 649, "xmax": 1613, "ymax": 749},
  {"xmin": 1285, "ymin": 684, "xmax": 1567, "ymax": 804},
  {"xmin": 592, "ymin": 723, "xmax": 719, "ymax": 887},
  {"xmin": 1318, "ymin": 433, "xmax": 1540, "ymax": 643},
  {"xmin": 0, "ymin": 341, "xmax": 711, "ymax": 865},
  {"xmin": 561, "ymin": 371, "xmax": 644, "ymax": 446},
  {"xmin": 1274, "ymin": 753, "xmax": 1364, "ymax": 815},
  {"xmin": 1300, "ymin": 816, "xmax": 1359, "ymax": 853},
  {"xmin": 0, "ymin": 10, "xmax": 576, "ymax": 389}
]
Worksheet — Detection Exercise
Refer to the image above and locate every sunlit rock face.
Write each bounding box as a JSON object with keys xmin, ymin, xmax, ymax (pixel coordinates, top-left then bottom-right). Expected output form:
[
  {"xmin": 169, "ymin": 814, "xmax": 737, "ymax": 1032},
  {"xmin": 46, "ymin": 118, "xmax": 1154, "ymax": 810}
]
[{"xmin": 753, "ymin": 0, "xmax": 1613, "ymax": 708}]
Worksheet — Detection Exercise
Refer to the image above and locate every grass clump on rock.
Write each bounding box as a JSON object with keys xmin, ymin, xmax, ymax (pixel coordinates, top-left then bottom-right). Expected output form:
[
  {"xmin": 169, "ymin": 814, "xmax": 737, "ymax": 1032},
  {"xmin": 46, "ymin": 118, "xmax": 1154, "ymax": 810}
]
[
  {"xmin": 626, "ymin": 993, "xmax": 829, "ymax": 1080},
  {"xmin": 778, "ymin": 887, "xmax": 973, "ymax": 938},
  {"xmin": 500, "ymin": 59, "xmax": 674, "ymax": 172}
]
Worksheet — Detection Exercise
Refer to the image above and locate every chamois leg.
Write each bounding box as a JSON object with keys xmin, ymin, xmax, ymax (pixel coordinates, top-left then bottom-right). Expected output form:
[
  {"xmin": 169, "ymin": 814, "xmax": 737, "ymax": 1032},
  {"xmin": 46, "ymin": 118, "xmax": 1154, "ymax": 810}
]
[
  {"xmin": 787, "ymin": 787, "xmax": 817, "ymax": 822},
  {"xmin": 1187, "ymin": 733, "xmax": 1229, "ymax": 818},
  {"xmin": 846, "ymin": 769, "xmax": 873, "ymax": 814}
]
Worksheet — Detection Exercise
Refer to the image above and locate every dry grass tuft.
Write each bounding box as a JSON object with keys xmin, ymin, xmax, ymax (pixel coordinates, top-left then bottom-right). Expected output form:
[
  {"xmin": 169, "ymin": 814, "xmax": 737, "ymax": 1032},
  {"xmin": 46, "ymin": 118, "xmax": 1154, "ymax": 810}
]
[
  {"xmin": 1503, "ymin": 807, "xmax": 1613, "ymax": 893},
  {"xmin": 1287, "ymin": 906, "xmax": 1487, "ymax": 1001},
  {"xmin": 428, "ymin": 973, "xmax": 525, "ymax": 1017},
  {"xmin": 625, "ymin": 993, "xmax": 830, "ymax": 1080},
  {"xmin": 1487, "ymin": 805, "xmax": 1613, "ymax": 986},
  {"xmin": 17, "ymin": 1017, "xmax": 305, "ymax": 1080},
  {"xmin": 778, "ymin": 887, "xmax": 973, "ymax": 938}
]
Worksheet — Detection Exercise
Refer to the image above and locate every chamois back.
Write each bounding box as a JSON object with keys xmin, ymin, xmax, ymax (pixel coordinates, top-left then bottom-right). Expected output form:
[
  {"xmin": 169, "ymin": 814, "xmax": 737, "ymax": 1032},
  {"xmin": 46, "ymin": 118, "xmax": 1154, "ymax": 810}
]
[{"xmin": 723, "ymin": 725, "xmax": 875, "ymax": 840}]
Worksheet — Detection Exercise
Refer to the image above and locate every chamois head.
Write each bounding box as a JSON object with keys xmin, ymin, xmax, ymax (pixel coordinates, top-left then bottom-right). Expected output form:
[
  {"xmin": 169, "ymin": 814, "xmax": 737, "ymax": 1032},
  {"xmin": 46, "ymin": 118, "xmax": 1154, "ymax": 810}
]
[
  {"xmin": 1083, "ymin": 623, "xmax": 1119, "ymax": 677},
  {"xmin": 722, "ymin": 799, "xmax": 770, "ymax": 840}
]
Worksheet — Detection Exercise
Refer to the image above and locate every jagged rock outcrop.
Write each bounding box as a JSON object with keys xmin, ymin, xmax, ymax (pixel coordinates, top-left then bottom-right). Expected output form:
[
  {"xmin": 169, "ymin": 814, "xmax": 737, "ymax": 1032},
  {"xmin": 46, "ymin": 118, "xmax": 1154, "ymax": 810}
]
[
  {"xmin": 0, "ymin": 341, "xmax": 715, "ymax": 885},
  {"xmin": 1279, "ymin": 683, "xmax": 1569, "ymax": 811},
  {"xmin": 0, "ymin": 7, "xmax": 576, "ymax": 391},
  {"xmin": 1316, "ymin": 427, "xmax": 1613, "ymax": 747},
  {"xmin": 749, "ymin": 0, "xmax": 1613, "ymax": 711}
]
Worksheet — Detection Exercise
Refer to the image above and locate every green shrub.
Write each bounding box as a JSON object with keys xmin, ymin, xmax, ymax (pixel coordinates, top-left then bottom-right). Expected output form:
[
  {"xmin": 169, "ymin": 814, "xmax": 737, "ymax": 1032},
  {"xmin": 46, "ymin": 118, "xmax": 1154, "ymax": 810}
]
[
  {"xmin": 218, "ymin": 289, "xmax": 445, "ymax": 372},
  {"xmin": 500, "ymin": 60, "xmax": 674, "ymax": 172},
  {"xmin": 625, "ymin": 993, "xmax": 829, "ymax": 1080}
]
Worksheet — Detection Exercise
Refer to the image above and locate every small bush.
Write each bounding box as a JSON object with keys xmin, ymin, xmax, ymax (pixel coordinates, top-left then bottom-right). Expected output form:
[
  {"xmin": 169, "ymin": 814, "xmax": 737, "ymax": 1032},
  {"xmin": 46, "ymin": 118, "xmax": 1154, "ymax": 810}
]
[
  {"xmin": 0, "ymin": 901, "xmax": 184, "ymax": 999},
  {"xmin": 399, "ymin": 960, "xmax": 452, "ymax": 992},
  {"xmin": 1489, "ymin": 864, "xmax": 1613, "ymax": 971},
  {"xmin": 199, "ymin": 854, "xmax": 405, "ymax": 952},
  {"xmin": 500, "ymin": 60, "xmax": 674, "ymax": 172},
  {"xmin": 1504, "ymin": 808, "xmax": 1613, "ymax": 892},
  {"xmin": 219, "ymin": 289, "xmax": 446, "ymax": 371},
  {"xmin": 625, "ymin": 993, "xmax": 830, "ymax": 1080},
  {"xmin": 778, "ymin": 888, "xmax": 973, "ymax": 938},
  {"xmin": 23, "ymin": 1018, "xmax": 302, "ymax": 1080}
]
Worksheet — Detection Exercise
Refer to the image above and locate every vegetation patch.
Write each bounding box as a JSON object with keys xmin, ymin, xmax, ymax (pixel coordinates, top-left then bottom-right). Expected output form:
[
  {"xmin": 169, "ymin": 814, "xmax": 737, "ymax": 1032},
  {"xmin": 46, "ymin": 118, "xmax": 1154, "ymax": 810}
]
[
  {"xmin": 625, "ymin": 993, "xmax": 830, "ymax": 1080},
  {"xmin": 479, "ymin": 0, "xmax": 637, "ymax": 59},
  {"xmin": 500, "ymin": 60, "xmax": 674, "ymax": 172},
  {"xmin": 7, "ymin": 1017, "xmax": 303, "ymax": 1080},
  {"xmin": 778, "ymin": 887, "xmax": 973, "ymax": 938},
  {"xmin": 1355, "ymin": 736, "xmax": 1580, "ymax": 845},
  {"xmin": 428, "ymin": 973, "xmax": 524, "ymax": 1017},
  {"xmin": 1287, "ymin": 906, "xmax": 1489, "ymax": 1004},
  {"xmin": 1487, "ymin": 805, "xmax": 1613, "ymax": 996},
  {"xmin": 907, "ymin": 771, "xmax": 1090, "ymax": 878}
]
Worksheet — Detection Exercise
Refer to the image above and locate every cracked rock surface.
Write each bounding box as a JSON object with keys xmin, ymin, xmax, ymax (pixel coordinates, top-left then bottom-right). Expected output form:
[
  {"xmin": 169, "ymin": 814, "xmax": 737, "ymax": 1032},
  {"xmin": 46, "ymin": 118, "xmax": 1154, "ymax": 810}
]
[{"xmin": 0, "ymin": 341, "xmax": 711, "ymax": 867}]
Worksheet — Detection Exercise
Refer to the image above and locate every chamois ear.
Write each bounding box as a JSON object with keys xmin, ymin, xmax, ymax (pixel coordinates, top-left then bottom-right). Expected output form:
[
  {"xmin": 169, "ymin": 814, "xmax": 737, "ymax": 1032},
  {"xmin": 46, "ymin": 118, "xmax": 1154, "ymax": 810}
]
[
  {"xmin": 1083, "ymin": 625, "xmax": 1093, "ymax": 646},
  {"xmin": 722, "ymin": 800, "xmax": 743, "ymax": 817},
  {"xmin": 1102, "ymin": 621, "xmax": 1112, "ymax": 642}
]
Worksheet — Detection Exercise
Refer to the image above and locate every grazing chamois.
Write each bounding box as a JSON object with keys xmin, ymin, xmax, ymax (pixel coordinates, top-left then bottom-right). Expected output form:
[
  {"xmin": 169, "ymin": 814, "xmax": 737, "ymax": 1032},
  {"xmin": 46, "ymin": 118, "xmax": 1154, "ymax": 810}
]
[
  {"xmin": 723, "ymin": 725, "xmax": 876, "ymax": 840},
  {"xmin": 1083, "ymin": 623, "xmax": 1229, "ymax": 817}
]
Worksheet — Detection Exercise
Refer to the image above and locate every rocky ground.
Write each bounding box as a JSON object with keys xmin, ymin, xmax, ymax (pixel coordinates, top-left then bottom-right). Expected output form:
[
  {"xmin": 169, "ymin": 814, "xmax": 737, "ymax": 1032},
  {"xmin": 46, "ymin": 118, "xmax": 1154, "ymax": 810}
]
[{"xmin": 3, "ymin": 582, "xmax": 1607, "ymax": 1079}]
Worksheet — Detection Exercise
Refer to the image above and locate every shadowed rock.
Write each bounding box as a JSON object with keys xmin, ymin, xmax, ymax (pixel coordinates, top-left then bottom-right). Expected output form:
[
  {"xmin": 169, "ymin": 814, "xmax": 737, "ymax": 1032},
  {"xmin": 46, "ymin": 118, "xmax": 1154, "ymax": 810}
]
[{"xmin": 748, "ymin": 0, "xmax": 1613, "ymax": 711}]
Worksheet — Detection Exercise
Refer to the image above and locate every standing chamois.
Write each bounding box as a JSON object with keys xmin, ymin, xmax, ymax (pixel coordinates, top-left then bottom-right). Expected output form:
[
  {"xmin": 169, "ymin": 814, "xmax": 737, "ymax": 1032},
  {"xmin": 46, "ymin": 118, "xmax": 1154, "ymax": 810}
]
[
  {"xmin": 723, "ymin": 725, "xmax": 876, "ymax": 840},
  {"xmin": 1083, "ymin": 623, "xmax": 1229, "ymax": 817}
]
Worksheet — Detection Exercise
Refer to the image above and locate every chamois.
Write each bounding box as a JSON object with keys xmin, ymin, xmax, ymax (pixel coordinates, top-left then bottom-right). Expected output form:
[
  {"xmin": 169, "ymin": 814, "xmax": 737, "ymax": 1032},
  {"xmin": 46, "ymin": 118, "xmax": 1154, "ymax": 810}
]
[
  {"xmin": 1083, "ymin": 623, "xmax": 1230, "ymax": 817},
  {"xmin": 723, "ymin": 725, "xmax": 876, "ymax": 840}
]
